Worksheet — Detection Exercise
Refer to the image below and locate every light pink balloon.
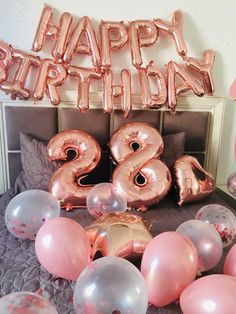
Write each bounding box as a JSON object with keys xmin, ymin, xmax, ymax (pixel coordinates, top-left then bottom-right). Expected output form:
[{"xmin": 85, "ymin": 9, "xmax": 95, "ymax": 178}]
[
  {"xmin": 180, "ymin": 274, "xmax": 236, "ymax": 314},
  {"xmin": 141, "ymin": 231, "xmax": 198, "ymax": 307},
  {"xmin": 35, "ymin": 217, "xmax": 91, "ymax": 281},
  {"xmin": 224, "ymin": 243, "xmax": 236, "ymax": 276}
]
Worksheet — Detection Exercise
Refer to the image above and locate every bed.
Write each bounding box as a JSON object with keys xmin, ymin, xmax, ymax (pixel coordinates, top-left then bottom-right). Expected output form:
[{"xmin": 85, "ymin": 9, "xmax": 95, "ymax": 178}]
[{"xmin": 0, "ymin": 93, "xmax": 234, "ymax": 314}]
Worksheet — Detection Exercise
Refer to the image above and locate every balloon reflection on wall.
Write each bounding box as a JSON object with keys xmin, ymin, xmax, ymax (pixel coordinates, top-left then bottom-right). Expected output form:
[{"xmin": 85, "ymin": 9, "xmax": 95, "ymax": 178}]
[
  {"xmin": 73, "ymin": 256, "xmax": 148, "ymax": 314},
  {"xmin": 227, "ymin": 172, "xmax": 236, "ymax": 197}
]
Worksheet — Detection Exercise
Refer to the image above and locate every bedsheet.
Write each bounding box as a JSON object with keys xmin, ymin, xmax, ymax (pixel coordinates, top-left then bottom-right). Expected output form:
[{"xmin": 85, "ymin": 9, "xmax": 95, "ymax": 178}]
[{"xmin": 0, "ymin": 189, "xmax": 235, "ymax": 314}]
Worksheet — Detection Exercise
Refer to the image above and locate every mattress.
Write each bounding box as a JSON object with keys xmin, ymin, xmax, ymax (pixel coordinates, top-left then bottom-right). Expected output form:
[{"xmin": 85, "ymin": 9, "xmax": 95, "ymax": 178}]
[{"xmin": 0, "ymin": 189, "xmax": 235, "ymax": 314}]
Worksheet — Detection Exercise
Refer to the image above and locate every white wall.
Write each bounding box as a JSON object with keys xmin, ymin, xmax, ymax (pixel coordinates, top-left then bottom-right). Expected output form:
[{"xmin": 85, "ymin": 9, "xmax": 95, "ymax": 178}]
[{"xmin": 0, "ymin": 0, "xmax": 235, "ymax": 184}]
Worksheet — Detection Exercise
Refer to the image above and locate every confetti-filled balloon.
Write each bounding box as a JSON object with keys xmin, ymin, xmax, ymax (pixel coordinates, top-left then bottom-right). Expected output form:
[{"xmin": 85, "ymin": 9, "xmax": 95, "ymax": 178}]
[
  {"xmin": 86, "ymin": 183, "xmax": 127, "ymax": 218},
  {"xmin": 5, "ymin": 190, "xmax": 60, "ymax": 240},
  {"xmin": 176, "ymin": 220, "xmax": 223, "ymax": 272},
  {"xmin": 227, "ymin": 172, "xmax": 236, "ymax": 197},
  {"xmin": 196, "ymin": 204, "xmax": 236, "ymax": 247},
  {"xmin": 73, "ymin": 256, "xmax": 148, "ymax": 314},
  {"xmin": 0, "ymin": 292, "xmax": 58, "ymax": 314}
]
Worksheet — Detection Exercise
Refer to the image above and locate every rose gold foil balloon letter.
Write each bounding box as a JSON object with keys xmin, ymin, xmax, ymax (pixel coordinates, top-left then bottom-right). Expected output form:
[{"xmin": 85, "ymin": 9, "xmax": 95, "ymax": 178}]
[
  {"xmin": 167, "ymin": 61, "xmax": 204, "ymax": 113},
  {"xmin": 138, "ymin": 61, "xmax": 167, "ymax": 109},
  {"xmin": 68, "ymin": 66, "xmax": 102, "ymax": 111},
  {"xmin": 100, "ymin": 21, "xmax": 128, "ymax": 70},
  {"xmin": 47, "ymin": 130, "xmax": 101, "ymax": 210},
  {"xmin": 154, "ymin": 10, "xmax": 187, "ymax": 57},
  {"xmin": 110, "ymin": 122, "xmax": 171, "ymax": 211},
  {"xmin": 32, "ymin": 4, "xmax": 73, "ymax": 62},
  {"xmin": 1, "ymin": 50, "xmax": 40, "ymax": 100},
  {"xmin": 63, "ymin": 16, "xmax": 101, "ymax": 69},
  {"xmin": 186, "ymin": 49, "xmax": 215, "ymax": 95},
  {"xmin": 129, "ymin": 20, "xmax": 158, "ymax": 68},
  {"xmin": 0, "ymin": 40, "xmax": 13, "ymax": 83},
  {"xmin": 33, "ymin": 59, "xmax": 67, "ymax": 105},
  {"xmin": 174, "ymin": 155, "xmax": 215, "ymax": 206},
  {"xmin": 103, "ymin": 68, "xmax": 132, "ymax": 117}
]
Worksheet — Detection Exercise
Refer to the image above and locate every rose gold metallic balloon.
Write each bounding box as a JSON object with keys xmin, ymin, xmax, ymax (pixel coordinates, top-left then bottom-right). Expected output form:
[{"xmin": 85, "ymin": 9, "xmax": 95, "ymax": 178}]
[
  {"xmin": 1, "ymin": 50, "xmax": 40, "ymax": 100},
  {"xmin": 185, "ymin": 49, "xmax": 215, "ymax": 95},
  {"xmin": 85, "ymin": 212, "xmax": 153, "ymax": 259},
  {"xmin": 129, "ymin": 20, "xmax": 158, "ymax": 68},
  {"xmin": 174, "ymin": 155, "xmax": 215, "ymax": 206},
  {"xmin": 102, "ymin": 68, "xmax": 132, "ymax": 117},
  {"xmin": 47, "ymin": 130, "xmax": 101, "ymax": 210},
  {"xmin": 63, "ymin": 16, "xmax": 101, "ymax": 70},
  {"xmin": 68, "ymin": 66, "xmax": 101, "ymax": 111},
  {"xmin": 110, "ymin": 122, "xmax": 171, "ymax": 211},
  {"xmin": 154, "ymin": 10, "xmax": 187, "ymax": 57},
  {"xmin": 138, "ymin": 61, "xmax": 167, "ymax": 109},
  {"xmin": 32, "ymin": 4, "xmax": 73, "ymax": 62},
  {"xmin": 0, "ymin": 40, "xmax": 13, "ymax": 83},
  {"xmin": 100, "ymin": 20, "xmax": 128, "ymax": 70},
  {"xmin": 167, "ymin": 61, "xmax": 204, "ymax": 113},
  {"xmin": 33, "ymin": 59, "xmax": 67, "ymax": 105}
]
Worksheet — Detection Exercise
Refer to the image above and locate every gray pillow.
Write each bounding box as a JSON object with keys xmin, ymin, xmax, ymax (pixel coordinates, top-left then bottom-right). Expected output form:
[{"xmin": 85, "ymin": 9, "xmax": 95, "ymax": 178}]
[
  {"xmin": 161, "ymin": 132, "xmax": 186, "ymax": 168},
  {"xmin": 16, "ymin": 133, "xmax": 61, "ymax": 192},
  {"xmin": 15, "ymin": 131, "xmax": 185, "ymax": 192}
]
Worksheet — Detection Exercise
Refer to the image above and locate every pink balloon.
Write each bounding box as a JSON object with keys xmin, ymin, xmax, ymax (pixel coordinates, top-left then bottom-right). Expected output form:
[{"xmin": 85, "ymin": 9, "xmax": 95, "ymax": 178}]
[
  {"xmin": 141, "ymin": 231, "xmax": 198, "ymax": 307},
  {"xmin": 224, "ymin": 244, "xmax": 236, "ymax": 276},
  {"xmin": 35, "ymin": 217, "xmax": 91, "ymax": 281},
  {"xmin": 180, "ymin": 274, "xmax": 236, "ymax": 314}
]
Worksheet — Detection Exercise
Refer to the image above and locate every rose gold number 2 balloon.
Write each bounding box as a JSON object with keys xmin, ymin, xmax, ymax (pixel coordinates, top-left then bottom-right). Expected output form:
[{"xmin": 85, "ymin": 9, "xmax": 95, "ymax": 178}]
[
  {"xmin": 109, "ymin": 122, "xmax": 171, "ymax": 211},
  {"xmin": 47, "ymin": 130, "xmax": 101, "ymax": 210}
]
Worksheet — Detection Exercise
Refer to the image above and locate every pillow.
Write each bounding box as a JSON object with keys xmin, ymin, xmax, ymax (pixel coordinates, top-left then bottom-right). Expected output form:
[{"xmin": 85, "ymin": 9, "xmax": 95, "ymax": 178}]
[
  {"xmin": 16, "ymin": 133, "xmax": 61, "ymax": 192},
  {"xmin": 161, "ymin": 132, "xmax": 186, "ymax": 168},
  {"xmin": 15, "ymin": 131, "xmax": 185, "ymax": 192}
]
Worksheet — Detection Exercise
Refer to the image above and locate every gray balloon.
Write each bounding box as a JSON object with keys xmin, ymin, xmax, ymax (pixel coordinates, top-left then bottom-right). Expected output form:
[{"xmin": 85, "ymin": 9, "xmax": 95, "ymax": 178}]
[
  {"xmin": 176, "ymin": 219, "xmax": 223, "ymax": 272},
  {"xmin": 73, "ymin": 256, "xmax": 148, "ymax": 314},
  {"xmin": 5, "ymin": 189, "xmax": 60, "ymax": 240}
]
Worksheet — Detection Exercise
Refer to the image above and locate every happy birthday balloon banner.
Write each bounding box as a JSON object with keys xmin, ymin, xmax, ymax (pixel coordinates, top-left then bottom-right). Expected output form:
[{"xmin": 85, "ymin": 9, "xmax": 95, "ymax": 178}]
[{"xmin": 0, "ymin": 4, "xmax": 215, "ymax": 116}]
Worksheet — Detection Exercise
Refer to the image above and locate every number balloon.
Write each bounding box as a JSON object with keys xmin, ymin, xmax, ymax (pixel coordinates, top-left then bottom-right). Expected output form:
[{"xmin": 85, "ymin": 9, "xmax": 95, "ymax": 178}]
[
  {"xmin": 47, "ymin": 130, "xmax": 101, "ymax": 210},
  {"xmin": 109, "ymin": 122, "xmax": 171, "ymax": 211}
]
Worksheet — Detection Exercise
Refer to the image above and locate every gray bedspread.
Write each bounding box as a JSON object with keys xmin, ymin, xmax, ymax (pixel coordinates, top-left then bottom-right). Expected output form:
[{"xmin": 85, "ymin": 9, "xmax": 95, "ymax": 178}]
[{"xmin": 0, "ymin": 189, "xmax": 235, "ymax": 314}]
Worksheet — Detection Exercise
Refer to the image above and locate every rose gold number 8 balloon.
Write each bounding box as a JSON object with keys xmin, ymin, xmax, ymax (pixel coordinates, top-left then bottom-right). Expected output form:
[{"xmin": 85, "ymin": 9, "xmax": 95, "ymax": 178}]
[
  {"xmin": 110, "ymin": 122, "xmax": 171, "ymax": 211},
  {"xmin": 47, "ymin": 129, "xmax": 101, "ymax": 210}
]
